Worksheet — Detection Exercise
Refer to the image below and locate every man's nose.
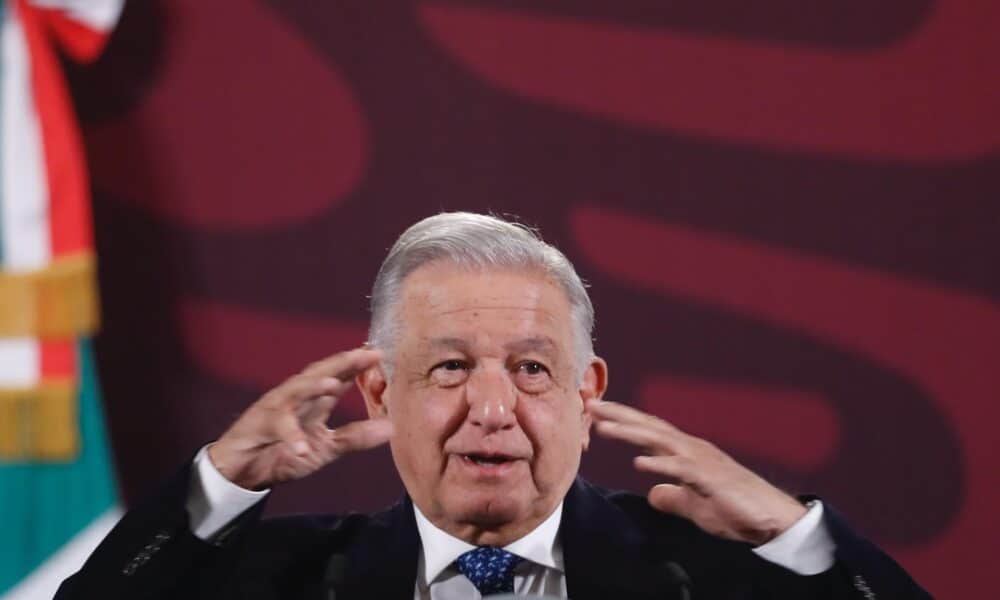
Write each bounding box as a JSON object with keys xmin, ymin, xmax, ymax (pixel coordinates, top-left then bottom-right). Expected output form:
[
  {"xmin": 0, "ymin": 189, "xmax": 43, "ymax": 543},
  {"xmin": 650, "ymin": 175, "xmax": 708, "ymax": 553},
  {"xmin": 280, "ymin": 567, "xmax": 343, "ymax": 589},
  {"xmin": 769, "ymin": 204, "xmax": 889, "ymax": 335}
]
[{"xmin": 465, "ymin": 366, "xmax": 517, "ymax": 432}]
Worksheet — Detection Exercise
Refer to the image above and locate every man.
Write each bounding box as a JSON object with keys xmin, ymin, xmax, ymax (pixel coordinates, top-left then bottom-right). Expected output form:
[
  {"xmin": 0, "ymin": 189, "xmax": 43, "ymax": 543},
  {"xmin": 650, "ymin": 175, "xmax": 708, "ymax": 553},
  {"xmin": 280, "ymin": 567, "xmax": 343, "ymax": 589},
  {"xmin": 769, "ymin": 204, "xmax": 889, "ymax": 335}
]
[{"xmin": 57, "ymin": 212, "xmax": 929, "ymax": 599}]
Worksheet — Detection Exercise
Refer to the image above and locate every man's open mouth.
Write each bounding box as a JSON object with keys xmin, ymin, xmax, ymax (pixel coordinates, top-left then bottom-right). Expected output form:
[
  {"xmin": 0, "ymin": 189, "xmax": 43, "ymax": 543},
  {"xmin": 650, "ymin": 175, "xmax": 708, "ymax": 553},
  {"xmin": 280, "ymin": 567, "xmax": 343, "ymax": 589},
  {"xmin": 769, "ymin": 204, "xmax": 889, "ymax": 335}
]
[{"xmin": 461, "ymin": 453, "xmax": 515, "ymax": 466}]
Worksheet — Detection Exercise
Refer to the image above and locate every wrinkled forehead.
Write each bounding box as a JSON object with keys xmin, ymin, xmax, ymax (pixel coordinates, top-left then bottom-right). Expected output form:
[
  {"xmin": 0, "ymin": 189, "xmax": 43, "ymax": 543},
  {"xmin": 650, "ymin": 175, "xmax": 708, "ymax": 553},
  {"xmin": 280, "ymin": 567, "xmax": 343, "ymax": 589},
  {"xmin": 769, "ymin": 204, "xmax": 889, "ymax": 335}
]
[{"xmin": 395, "ymin": 263, "xmax": 576, "ymax": 351}]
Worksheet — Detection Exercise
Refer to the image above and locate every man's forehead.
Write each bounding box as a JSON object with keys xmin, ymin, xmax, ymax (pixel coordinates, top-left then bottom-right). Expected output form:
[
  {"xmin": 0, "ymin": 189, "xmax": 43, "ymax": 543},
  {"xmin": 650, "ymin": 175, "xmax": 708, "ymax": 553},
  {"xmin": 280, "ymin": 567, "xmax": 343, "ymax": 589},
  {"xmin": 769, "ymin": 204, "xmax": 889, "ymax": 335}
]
[
  {"xmin": 399, "ymin": 264, "xmax": 569, "ymax": 314},
  {"xmin": 394, "ymin": 264, "xmax": 576, "ymax": 346}
]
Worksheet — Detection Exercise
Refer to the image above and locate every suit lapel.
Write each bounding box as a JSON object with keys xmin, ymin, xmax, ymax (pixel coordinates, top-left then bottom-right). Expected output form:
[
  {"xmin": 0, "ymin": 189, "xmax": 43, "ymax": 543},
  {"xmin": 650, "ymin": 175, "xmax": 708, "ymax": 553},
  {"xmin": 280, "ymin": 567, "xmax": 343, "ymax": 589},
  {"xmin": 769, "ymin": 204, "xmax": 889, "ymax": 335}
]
[
  {"xmin": 340, "ymin": 496, "xmax": 421, "ymax": 599},
  {"xmin": 335, "ymin": 480, "xmax": 685, "ymax": 598},
  {"xmin": 561, "ymin": 478, "xmax": 679, "ymax": 600}
]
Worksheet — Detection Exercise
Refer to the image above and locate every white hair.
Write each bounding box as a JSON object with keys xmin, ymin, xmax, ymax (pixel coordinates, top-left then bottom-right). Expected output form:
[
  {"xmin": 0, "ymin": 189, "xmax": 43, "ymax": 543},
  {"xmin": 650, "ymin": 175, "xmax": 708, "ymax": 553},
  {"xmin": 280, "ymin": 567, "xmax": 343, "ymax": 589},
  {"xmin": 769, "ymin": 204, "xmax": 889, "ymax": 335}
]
[{"xmin": 368, "ymin": 212, "xmax": 595, "ymax": 378}]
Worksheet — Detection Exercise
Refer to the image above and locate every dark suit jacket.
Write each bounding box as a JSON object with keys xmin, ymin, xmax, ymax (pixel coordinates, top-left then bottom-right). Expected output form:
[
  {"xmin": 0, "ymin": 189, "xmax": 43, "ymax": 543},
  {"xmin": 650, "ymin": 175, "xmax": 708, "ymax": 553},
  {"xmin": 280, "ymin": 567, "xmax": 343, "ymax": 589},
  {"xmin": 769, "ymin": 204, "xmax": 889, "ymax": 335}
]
[{"xmin": 56, "ymin": 462, "xmax": 930, "ymax": 599}]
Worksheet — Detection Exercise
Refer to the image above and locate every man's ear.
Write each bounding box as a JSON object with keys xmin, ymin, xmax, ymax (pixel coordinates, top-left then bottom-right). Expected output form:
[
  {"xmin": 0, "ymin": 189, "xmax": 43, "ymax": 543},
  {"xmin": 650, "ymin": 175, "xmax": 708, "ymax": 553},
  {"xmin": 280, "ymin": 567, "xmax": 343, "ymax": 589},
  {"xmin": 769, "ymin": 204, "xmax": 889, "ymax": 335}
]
[
  {"xmin": 356, "ymin": 364, "xmax": 389, "ymax": 419},
  {"xmin": 579, "ymin": 356, "xmax": 608, "ymax": 452}
]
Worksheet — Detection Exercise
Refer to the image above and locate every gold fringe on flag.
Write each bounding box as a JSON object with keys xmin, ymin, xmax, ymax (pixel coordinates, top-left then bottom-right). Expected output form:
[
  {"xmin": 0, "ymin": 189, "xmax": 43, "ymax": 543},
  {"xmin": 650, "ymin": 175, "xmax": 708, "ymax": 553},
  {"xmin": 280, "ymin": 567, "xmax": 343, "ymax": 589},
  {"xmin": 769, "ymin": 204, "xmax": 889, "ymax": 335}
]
[
  {"xmin": 0, "ymin": 380, "xmax": 79, "ymax": 461},
  {"xmin": 0, "ymin": 253, "xmax": 99, "ymax": 338}
]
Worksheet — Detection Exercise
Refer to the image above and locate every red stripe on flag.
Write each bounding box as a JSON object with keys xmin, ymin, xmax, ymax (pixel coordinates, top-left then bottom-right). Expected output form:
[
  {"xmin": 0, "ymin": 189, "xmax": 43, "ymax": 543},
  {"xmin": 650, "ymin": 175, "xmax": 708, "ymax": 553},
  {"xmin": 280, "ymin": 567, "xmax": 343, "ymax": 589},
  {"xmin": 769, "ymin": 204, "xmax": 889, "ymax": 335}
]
[
  {"xmin": 40, "ymin": 339, "xmax": 76, "ymax": 379},
  {"xmin": 17, "ymin": 0, "xmax": 94, "ymax": 258},
  {"xmin": 37, "ymin": 7, "xmax": 114, "ymax": 64}
]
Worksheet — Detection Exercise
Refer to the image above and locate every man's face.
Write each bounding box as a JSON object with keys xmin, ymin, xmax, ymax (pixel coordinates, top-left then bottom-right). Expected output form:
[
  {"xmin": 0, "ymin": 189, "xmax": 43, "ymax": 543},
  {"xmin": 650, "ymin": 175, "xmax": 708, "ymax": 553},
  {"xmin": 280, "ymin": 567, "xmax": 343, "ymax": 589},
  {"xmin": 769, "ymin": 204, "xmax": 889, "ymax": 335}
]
[{"xmin": 361, "ymin": 262, "xmax": 606, "ymax": 544}]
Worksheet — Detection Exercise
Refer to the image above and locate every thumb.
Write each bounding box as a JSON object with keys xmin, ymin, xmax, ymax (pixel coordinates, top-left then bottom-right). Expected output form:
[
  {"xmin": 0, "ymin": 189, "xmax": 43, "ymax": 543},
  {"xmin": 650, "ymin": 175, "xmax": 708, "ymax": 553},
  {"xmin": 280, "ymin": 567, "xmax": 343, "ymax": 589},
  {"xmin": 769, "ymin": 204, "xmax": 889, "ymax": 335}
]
[
  {"xmin": 648, "ymin": 483, "xmax": 687, "ymax": 515},
  {"xmin": 329, "ymin": 418, "xmax": 394, "ymax": 457}
]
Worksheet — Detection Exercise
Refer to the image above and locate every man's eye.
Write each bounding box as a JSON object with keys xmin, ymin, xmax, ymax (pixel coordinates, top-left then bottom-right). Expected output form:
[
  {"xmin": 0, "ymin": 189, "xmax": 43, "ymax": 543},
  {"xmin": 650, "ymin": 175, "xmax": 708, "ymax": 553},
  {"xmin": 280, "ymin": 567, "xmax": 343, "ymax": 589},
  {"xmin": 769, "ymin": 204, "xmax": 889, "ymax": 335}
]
[
  {"xmin": 518, "ymin": 361, "xmax": 548, "ymax": 376},
  {"xmin": 430, "ymin": 359, "xmax": 469, "ymax": 386},
  {"xmin": 514, "ymin": 361, "xmax": 553, "ymax": 392}
]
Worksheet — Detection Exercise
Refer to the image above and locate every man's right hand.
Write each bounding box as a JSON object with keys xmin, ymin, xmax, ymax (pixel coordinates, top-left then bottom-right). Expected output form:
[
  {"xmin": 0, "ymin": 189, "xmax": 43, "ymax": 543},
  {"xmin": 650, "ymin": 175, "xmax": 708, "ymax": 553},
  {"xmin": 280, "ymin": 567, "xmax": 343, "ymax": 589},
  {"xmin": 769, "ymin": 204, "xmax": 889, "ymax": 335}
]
[{"xmin": 207, "ymin": 347, "xmax": 393, "ymax": 490}]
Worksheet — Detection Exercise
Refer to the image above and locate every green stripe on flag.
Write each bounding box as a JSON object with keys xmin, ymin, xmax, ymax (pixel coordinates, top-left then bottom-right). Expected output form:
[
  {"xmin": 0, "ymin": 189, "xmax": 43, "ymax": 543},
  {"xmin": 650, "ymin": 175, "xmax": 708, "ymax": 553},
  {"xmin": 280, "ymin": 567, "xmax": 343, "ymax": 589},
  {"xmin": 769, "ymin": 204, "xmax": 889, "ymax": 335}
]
[{"xmin": 0, "ymin": 339, "xmax": 118, "ymax": 594}]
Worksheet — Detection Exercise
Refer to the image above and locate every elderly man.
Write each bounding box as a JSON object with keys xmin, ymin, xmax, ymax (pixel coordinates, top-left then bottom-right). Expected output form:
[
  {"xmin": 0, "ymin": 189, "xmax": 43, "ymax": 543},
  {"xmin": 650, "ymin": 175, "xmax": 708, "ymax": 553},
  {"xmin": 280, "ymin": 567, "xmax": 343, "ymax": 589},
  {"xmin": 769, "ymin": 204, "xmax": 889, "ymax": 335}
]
[{"xmin": 58, "ymin": 213, "xmax": 928, "ymax": 599}]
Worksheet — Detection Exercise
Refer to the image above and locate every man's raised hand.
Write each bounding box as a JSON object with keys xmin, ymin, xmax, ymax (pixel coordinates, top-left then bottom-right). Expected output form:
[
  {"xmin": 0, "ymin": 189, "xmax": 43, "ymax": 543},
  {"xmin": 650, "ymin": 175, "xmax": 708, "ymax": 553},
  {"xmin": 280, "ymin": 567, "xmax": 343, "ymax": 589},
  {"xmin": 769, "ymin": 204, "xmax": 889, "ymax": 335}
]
[
  {"xmin": 208, "ymin": 348, "xmax": 393, "ymax": 490},
  {"xmin": 588, "ymin": 399, "xmax": 806, "ymax": 546}
]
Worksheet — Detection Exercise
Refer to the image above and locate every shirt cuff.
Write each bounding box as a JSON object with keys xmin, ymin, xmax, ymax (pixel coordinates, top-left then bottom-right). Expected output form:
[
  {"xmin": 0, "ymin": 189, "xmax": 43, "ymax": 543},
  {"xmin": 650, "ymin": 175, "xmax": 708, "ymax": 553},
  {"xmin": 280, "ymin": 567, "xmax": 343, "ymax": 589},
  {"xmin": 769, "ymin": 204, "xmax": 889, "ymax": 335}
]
[
  {"xmin": 185, "ymin": 445, "xmax": 270, "ymax": 540},
  {"xmin": 751, "ymin": 500, "xmax": 836, "ymax": 575}
]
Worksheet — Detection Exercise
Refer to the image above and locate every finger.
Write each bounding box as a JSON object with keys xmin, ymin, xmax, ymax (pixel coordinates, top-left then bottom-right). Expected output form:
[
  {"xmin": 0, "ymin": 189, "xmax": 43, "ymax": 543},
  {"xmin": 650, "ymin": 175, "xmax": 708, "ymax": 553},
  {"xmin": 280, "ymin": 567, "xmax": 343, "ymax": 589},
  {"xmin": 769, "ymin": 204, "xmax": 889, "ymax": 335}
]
[
  {"xmin": 273, "ymin": 375, "xmax": 348, "ymax": 410},
  {"xmin": 647, "ymin": 483, "xmax": 688, "ymax": 515},
  {"xmin": 300, "ymin": 395, "xmax": 338, "ymax": 432},
  {"xmin": 594, "ymin": 420, "xmax": 681, "ymax": 454},
  {"xmin": 272, "ymin": 412, "xmax": 310, "ymax": 456},
  {"xmin": 293, "ymin": 379, "xmax": 352, "ymax": 418},
  {"xmin": 635, "ymin": 455, "xmax": 712, "ymax": 497},
  {"xmin": 301, "ymin": 347, "xmax": 383, "ymax": 381},
  {"xmin": 633, "ymin": 455, "xmax": 695, "ymax": 483},
  {"xmin": 588, "ymin": 399, "xmax": 687, "ymax": 439},
  {"xmin": 329, "ymin": 419, "xmax": 394, "ymax": 456},
  {"xmin": 586, "ymin": 398, "xmax": 651, "ymax": 425}
]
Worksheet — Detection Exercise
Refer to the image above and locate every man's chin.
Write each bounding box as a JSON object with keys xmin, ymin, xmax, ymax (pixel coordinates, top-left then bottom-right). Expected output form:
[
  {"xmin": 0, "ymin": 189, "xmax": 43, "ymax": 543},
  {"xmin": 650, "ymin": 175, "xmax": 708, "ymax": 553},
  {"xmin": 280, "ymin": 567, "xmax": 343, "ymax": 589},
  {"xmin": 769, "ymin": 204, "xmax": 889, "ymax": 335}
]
[{"xmin": 449, "ymin": 494, "xmax": 526, "ymax": 529}]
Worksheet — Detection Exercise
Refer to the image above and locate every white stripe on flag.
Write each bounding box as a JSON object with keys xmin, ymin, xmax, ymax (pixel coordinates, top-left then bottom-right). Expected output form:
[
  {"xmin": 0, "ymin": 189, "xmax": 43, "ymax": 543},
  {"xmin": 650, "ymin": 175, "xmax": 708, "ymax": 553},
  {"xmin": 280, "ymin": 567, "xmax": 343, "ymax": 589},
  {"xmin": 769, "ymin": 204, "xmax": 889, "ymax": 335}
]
[
  {"xmin": 26, "ymin": 0, "xmax": 125, "ymax": 32},
  {"xmin": 0, "ymin": 505, "xmax": 123, "ymax": 600},
  {"xmin": 0, "ymin": 338, "xmax": 40, "ymax": 387},
  {"xmin": 1, "ymin": 6, "xmax": 51, "ymax": 272}
]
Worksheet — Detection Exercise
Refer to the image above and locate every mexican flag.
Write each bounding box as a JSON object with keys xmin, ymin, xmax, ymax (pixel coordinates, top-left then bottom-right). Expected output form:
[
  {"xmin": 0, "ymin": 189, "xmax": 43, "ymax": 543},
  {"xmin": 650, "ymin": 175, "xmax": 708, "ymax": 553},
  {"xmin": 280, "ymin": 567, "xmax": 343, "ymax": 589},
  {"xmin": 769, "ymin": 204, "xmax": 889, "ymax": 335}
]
[
  {"xmin": 0, "ymin": 1, "xmax": 123, "ymax": 598},
  {"xmin": 0, "ymin": 342, "xmax": 121, "ymax": 599}
]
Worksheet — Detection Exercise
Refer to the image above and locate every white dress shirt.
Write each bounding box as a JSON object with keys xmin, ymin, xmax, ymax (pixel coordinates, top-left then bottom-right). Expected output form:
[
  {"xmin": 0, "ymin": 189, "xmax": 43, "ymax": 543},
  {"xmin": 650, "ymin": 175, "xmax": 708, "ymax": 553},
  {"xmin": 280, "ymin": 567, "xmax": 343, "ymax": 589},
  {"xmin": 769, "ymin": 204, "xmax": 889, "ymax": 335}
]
[
  {"xmin": 413, "ymin": 502, "xmax": 566, "ymax": 599},
  {"xmin": 186, "ymin": 447, "xmax": 836, "ymax": 598}
]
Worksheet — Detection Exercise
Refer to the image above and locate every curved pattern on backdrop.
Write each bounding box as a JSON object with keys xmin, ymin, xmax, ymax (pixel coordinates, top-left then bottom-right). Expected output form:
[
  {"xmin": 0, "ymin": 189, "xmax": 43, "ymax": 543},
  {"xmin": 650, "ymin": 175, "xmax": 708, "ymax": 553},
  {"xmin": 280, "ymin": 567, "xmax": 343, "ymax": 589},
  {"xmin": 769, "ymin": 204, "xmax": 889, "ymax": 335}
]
[{"xmin": 66, "ymin": 1, "xmax": 998, "ymax": 597}]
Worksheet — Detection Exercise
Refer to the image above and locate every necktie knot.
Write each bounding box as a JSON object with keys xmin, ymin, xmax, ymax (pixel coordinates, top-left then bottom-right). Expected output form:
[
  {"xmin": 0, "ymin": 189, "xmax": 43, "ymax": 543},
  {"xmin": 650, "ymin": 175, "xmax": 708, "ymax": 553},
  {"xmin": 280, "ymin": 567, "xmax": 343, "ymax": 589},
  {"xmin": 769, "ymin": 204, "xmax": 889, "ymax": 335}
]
[{"xmin": 455, "ymin": 546, "xmax": 523, "ymax": 595}]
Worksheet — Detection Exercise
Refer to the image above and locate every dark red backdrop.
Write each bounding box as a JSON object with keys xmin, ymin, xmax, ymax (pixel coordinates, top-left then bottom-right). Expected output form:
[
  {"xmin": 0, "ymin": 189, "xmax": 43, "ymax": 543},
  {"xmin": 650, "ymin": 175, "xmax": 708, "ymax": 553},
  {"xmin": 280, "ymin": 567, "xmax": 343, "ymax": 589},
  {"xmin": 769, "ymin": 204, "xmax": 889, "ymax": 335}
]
[{"xmin": 66, "ymin": 1, "xmax": 998, "ymax": 597}]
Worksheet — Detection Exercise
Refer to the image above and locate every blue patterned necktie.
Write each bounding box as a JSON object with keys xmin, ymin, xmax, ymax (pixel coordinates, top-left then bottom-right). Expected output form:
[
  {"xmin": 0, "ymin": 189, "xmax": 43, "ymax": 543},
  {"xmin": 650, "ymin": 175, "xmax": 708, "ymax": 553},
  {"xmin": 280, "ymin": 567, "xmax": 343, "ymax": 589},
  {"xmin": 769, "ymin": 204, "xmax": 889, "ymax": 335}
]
[{"xmin": 455, "ymin": 546, "xmax": 524, "ymax": 596}]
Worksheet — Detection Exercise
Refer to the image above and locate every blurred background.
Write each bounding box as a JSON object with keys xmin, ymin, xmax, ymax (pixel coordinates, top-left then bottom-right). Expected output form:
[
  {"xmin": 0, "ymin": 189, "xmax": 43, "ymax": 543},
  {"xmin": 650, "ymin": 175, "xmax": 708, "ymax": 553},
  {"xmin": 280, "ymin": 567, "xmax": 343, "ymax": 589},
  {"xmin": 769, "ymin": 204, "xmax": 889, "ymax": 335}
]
[{"xmin": 2, "ymin": 0, "xmax": 997, "ymax": 598}]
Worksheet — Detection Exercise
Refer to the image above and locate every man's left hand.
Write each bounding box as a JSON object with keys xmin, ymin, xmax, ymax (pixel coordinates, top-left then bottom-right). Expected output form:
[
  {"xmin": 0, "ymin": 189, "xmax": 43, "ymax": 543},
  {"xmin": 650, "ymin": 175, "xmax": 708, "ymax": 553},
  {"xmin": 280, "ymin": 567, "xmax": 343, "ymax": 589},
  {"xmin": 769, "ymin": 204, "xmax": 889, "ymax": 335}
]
[{"xmin": 588, "ymin": 399, "xmax": 806, "ymax": 546}]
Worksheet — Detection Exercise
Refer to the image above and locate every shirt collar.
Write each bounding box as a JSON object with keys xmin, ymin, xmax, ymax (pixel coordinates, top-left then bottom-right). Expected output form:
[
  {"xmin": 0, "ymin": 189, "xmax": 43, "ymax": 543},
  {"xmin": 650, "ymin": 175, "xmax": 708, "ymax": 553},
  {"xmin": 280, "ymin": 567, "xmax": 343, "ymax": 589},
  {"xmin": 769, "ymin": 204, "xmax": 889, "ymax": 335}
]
[{"xmin": 413, "ymin": 501, "xmax": 565, "ymax": 585}]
